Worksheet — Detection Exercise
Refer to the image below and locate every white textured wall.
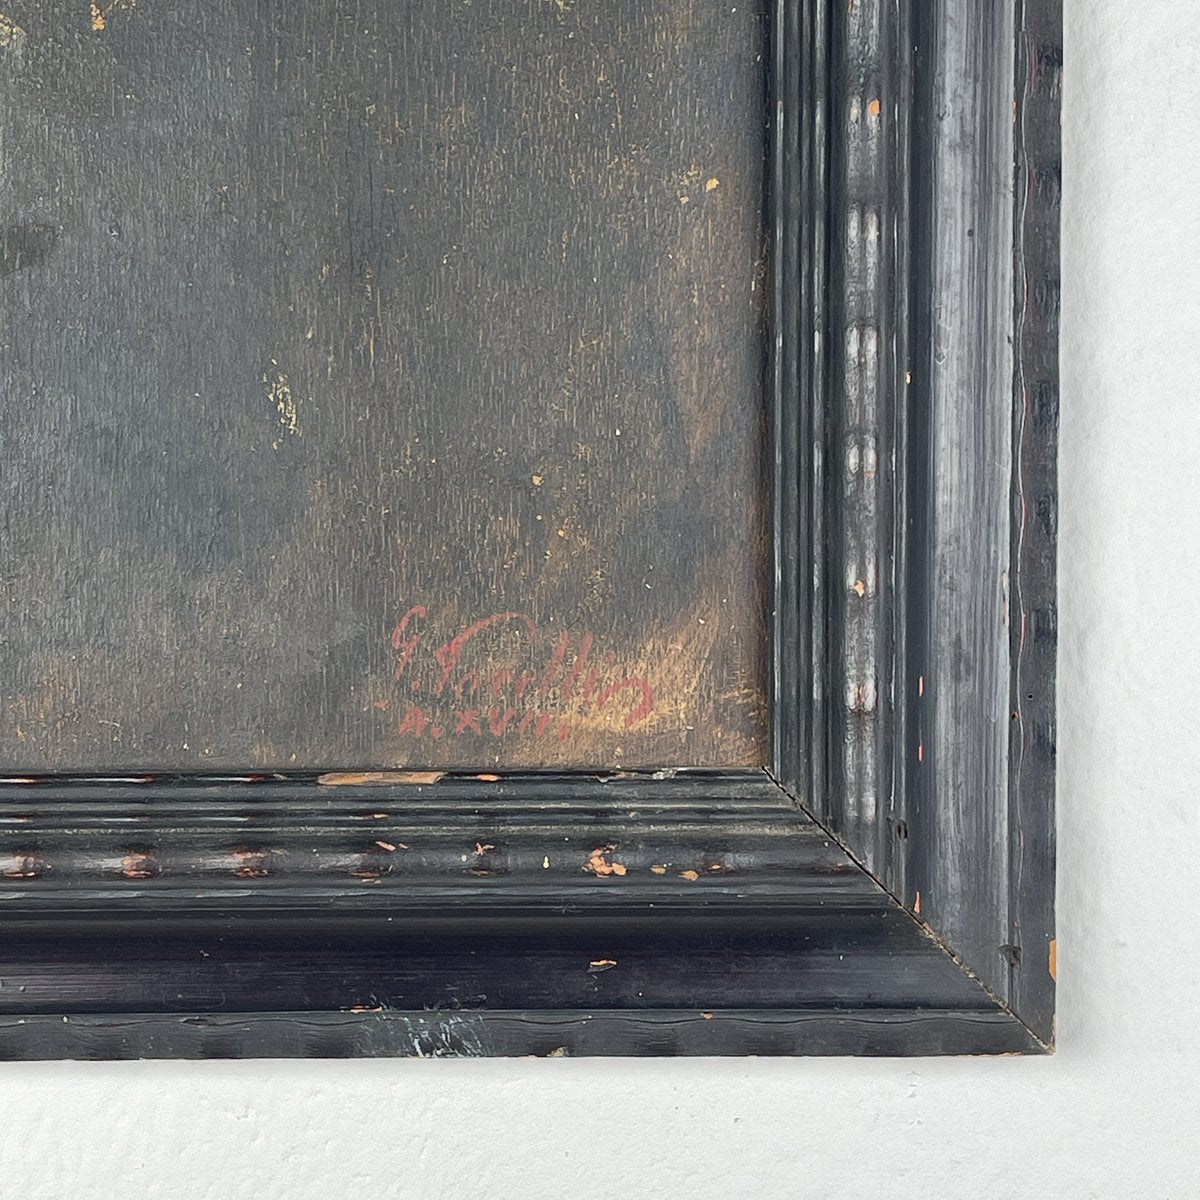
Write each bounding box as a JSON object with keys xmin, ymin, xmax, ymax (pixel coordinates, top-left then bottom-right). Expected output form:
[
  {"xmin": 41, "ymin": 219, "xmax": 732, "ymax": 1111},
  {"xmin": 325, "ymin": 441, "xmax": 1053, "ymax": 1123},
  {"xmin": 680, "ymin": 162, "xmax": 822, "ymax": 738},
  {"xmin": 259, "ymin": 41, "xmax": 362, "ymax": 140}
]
[{"xmin": 1, "ymin": 3, "xmax": 1196, "ymax": 1196}]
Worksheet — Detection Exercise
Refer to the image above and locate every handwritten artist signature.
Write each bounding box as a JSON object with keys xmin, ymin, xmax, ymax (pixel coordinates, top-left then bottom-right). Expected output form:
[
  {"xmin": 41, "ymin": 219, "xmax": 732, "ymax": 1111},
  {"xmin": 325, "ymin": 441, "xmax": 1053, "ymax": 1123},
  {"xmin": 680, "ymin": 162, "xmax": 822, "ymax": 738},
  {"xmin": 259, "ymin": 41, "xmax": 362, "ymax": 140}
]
[{"xmin": 382, "ymin": 606, "xmax": 656, "ymax": 743}]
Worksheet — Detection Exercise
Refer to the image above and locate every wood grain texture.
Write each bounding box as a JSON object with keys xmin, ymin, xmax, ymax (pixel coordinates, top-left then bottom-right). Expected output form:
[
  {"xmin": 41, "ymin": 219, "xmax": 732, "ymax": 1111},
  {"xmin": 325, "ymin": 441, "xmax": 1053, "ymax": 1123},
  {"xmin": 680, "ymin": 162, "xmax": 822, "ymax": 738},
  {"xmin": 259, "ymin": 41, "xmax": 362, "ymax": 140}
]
[
  {"xmin": 1007, "ymin": 0, "xmax": 1059, "ymax": 1039},
  {"xmin": 898, "ymin": 0, "xmax": 1020, "ymax": 1023},
  {"xmin": 925, "ymin": 0, "xmax": 1017, "ymax": 1016},
  {"xmin": 811, "ymin": 0, "xmax": 1057, "ymax": 1045},
  {"xmin": 0, "ymin": 0, "xmax": 770, "ymax": 771}
]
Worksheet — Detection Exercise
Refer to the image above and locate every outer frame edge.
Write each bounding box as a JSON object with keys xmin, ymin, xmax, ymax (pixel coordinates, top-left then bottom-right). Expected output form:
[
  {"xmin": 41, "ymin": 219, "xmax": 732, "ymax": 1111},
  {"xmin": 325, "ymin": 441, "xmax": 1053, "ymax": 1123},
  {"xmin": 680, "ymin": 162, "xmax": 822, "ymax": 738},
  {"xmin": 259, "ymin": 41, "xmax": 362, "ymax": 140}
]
[
  {"xmin": 0, "ymin": 1008, "xmax": 1042, "ymax": 1061},
  {"xmin": 1005, "ymin": 0, "xmax": 1060, "ymax": 1046}
]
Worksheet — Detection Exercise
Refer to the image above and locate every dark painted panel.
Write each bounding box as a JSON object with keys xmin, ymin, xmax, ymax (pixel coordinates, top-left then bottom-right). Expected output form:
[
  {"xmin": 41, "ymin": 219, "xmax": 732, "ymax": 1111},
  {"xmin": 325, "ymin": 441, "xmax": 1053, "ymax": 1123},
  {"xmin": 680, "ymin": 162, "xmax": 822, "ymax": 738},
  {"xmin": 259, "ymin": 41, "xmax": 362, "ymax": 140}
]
[{"xmin": 0, "ymin": 0, "xmax": 770, "ymax": 770}]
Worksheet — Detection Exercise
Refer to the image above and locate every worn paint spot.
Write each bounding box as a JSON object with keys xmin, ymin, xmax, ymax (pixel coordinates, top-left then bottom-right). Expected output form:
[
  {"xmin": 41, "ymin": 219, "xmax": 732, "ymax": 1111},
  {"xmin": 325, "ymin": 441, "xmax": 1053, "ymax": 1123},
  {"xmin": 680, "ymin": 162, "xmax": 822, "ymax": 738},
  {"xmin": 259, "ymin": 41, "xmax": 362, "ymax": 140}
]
[
  {"xmin": 0, "ymin": 11, "xmax": 26, "ymax": 51},
  {"xmin": 470, "ymin": 841, "xmax": 506, "ymax": 877},
  {"xmin": 120, "ymin": 851, "xmax": 158, "ymax": 879},
  {"xmin": 232, "ymin": 848, "xmax": 271, "ymax": 878},
  {"xmin": 649, "ymin": 864, "xmax": 667, "ymax": 875},
  {"xmin": 914, "ymin": 890, "xmax": 921, "ymax": 915},
  {"xmin": 2, "ymin": 852, "xmax": 45, "ymax": 879},
  {"xmin": 587, "ymin": 958, "xmax": 617, "ymax": 973},
  {"xmin": 679, "ymin": 869, "xmax": 699, "ymax": 881},
  {"xmin": 266, "ymin": 369, "xmax": 300, "ymax": 439},
  {"xmin": 318, "ymin": 771, "xmax": 444, "ymax": 786},
  {"xmin": 583, "ymin": 844, "xmax": 627, "ymax": 877},
  {"xmin": 705, "ymin": 177, "xmax": 720, "ymax": 192},
  {"xmin": 351, "ymin": 853, "xmax": 391, "ymax": 880},
  {"xmin": 90, "ymin": 0, "xmax": 136, "ymax": 31},
  {"xmin": 867, "ymin": 98, "xmax": 881, "ymax": 118},
  {"xmin": 374, "ymin": 840, "xmax": 397, "ymax": 852},
  {"xmin": 1048, "ymin": 938, "xmax": 1057, "ymax": 982}
]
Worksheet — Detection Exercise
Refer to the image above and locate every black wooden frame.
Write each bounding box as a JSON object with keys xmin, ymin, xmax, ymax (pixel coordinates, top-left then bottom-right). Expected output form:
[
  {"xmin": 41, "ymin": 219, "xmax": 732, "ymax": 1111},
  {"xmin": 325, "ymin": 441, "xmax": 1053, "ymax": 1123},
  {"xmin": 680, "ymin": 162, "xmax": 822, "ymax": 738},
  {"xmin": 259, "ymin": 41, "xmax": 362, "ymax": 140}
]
[{"xmin": 0, "ymin": 0, "xmax": 1059, "ymax": 1058}]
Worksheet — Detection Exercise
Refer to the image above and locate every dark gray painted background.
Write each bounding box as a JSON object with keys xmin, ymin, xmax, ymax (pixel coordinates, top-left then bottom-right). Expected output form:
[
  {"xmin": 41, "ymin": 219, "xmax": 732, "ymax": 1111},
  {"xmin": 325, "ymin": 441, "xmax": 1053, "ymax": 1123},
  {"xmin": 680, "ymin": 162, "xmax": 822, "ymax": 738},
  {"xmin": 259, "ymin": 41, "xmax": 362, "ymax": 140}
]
[{"xmin": 0, "ymin": 0, "xmax": 769, "ymax": 770}]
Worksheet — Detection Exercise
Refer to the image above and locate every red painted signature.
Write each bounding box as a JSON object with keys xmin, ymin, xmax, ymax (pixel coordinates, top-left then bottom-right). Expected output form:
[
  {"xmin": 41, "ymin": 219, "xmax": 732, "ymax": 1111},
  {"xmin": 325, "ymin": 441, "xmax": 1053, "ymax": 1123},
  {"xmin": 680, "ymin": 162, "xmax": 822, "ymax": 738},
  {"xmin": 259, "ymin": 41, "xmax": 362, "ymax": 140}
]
[{"xmin": 381, "ymin": 606, "xmax": 655, "ymax": 743}]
